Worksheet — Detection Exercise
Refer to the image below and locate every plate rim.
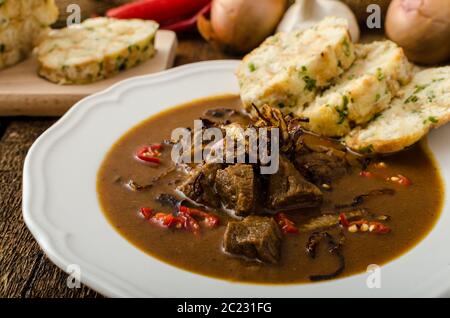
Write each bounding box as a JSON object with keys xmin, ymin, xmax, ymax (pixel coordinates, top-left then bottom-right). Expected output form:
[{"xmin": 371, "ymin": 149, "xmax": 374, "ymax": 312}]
[{"xmin": 22, "ymin": 60, "xmax": 242, "ymax": 297}]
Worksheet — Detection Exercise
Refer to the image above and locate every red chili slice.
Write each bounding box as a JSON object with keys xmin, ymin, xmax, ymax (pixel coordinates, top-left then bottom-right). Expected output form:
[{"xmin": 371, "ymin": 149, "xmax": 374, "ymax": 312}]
[
  {"xmin": 140, "ymin": 207, "xmax": 153, "ymax": 220},
  {"xmin": 152, "ymin": 212, "xmax": 186, "ymax": 229},
  {"xmin": 368, "ymin": 221, "xmax": 391, "ymax": 234},
  {"xmin": 359, "ymin": 171, "xmax": 374, "ymax": 178},
  {"xmin": 178, "ymin": 212, "xmax": 201, "ymax": 235},
  {"xmin": 339, "ymin": 213, "xmax": 350, "ymax": 227},
  {"xmin": 360, "ymin": 169, "xmax": 412, "ymax": 187},
  {"xmin": 179, "ymin": 205, "xmax": 220, "ymax": 228},
  {"xmin": 136, "ymin": 144, "xmax": 163, "ymax": 164},
  {"xmin": 395, "ymin": 174, "xmax": 412, "ymax": 187},
  {"xmin": 275, "ymin": 212, "xmax": 299, "ymax": 234}
]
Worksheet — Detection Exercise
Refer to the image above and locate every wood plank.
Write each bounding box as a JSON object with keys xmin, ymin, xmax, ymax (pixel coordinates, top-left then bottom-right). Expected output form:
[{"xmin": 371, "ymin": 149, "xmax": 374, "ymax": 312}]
[{"xmin": 0, "ymin": 118, "xmax": 100, "ymax": 297}]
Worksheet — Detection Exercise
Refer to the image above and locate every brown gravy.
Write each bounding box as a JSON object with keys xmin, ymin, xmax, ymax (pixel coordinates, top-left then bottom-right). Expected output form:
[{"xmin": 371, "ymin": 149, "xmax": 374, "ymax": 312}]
[{"xmin": 97, "ymin": 95, "xmax": 443, "ymax": 284}]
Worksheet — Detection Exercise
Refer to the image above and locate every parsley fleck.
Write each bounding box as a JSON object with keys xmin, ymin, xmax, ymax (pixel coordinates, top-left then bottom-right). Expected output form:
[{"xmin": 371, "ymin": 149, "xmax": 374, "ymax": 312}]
[
  {"xmin": 303, "ymin": 76, "xmax": 316, "ymax": 92},
  {"xmin": 428, "ymin": 116, "xmax": 438, "ymax": 124},
  {"xmin": 343, "ymin": 39, "xmax": 351, "ymax": 57},
  {"xmin": 427, "ymin": 90, "xmax": 436, "ymax": 102},
  {"xmin": 413, "ymin": 84, "xmax": 427, "ymax": 94},
  {"xmin": 375, "ymin": 93, "xmax": 381, "ymax": 102},
  {"xmin": 335, "ymin": 95, "xmax": 349, "ymax": 124},
  {"xmin": 376, "ymin": 68, "xmax": 384, "ymax": 81},
  {"xmin": 371, "ymin": 113, "xmax": 382, "ymax": 122},
  {"xmin": 248, "ymin": 63, "xmax": 256, "ymax": 72},
  {"xmin": 359, "ymin": 144, "xmax": 375, "ymax": 154},
  {"xmin": 405, "ymin": 95, "xmax": 419, "ymax": 104}
]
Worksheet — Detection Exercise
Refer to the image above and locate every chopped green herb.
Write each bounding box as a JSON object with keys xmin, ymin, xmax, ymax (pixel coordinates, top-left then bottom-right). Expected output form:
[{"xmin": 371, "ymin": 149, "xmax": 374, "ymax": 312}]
[
  {"xmin": 428, "ymin": 116, "xmax": 438, "ymax": 124},
  {"xmin": 0, "ymin": 0, "xmax": 5, "ymax": 6},
  {"xmin": 376, "ymin": 68, "xmax": 384, "ymax": 81},
  {"xmin": 303, "ymin": 75, "xmax": 316, "ymax": 92},
  {"xmin": 427, "ymin": 90, "xmax": 436, "ymax": 102},
  {"xmin": 335, "ymin": 95, "xmax": 350, "ymax": 125},
  {"xmin": 248, "ymin": 63, "xmax": 256, "ymax": 72},
  {"xmin": 278, "ymin": 102, "xmax": 285, "ymax": 108},
  {"xmin": 413, "ymin": 84, "xmax": 427, "ymax": 94},
  {"xmin": 432, "ymin": 78, "xmax": 444, "ymax": 83},
  {"xmin": 404, "ymin": 94, "xmax": 419, "ymax": 104},
  {"xmin": 342, "ymin": 95, "xmax": 349, "ymax": 108},
  {"xmin": 116, "ymin": 56, "xmax": 128, "ymax": 71},
  {"xmin": 375, "ymin": 93, "xmax": 381, "ymax": 102},
  {"xmin": 342, "ymin": 39, "xmax": 351, "ymax": 57},
  {"xmin": 301, "ymin": 66, "xmax": 307, "ymax": 72},
  {"xmin": 371, "ymin": 113, "xmax": 382, "ymax": 122},
  {"xmin": 359, "ymin": 144, "xmax": 375, "ymax": 154}
]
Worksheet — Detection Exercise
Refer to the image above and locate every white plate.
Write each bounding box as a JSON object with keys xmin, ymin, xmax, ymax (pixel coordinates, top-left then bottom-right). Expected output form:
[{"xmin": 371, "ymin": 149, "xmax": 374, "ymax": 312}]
[{"xmin": 23, "ymin": 60, "xmax": 450, "ymax": 298}]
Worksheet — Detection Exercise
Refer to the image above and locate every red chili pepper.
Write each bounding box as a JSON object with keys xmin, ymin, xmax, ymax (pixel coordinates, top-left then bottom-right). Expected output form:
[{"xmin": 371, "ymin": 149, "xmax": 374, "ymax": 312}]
[
  {"xmin": 162, "ymin": 3, "xmax": 211, "ymax": 32},
  {"xmin": 394, "ymin": 174, "xmax": 412, "ymax": 187},
  {"xmin": 339, "ymin": 213, "xmax": 350, "ymax": 227},
  {"xmin": 136, "ymin": 144, "xmax": 163, "ymax": 164},
  {"xmin": 179, "ymin": 205, "xmax": 220, "ymax": 228},
  {"xmin": 369, "ymin": 221, "xmax": 391, "ymax": 234},
  {"xmin": 275, "ymin": 212, "xmax": 299, "ymax": 234},
  {"xmin": 359, "ymin": 171, "xmax": 374, "ymax": 178},
  {"xmin": 339, "ymin": 213, "xmax": 390, "ymax": 234},
  {"xmin": 360, "ymin": 169, "xmax": 412, "ymax": 187},
  {"xmin": 140, "ymin": 207, "xmax": 153, "ymax": 220},
  {"xmin": 152, "ymin": 212, "xmax": 179, "ymax": 228},
  {"xmin": 107, "ymin": 0, "xmax": 211, "ymax": 22},
  {"xmin": 178, "ymin": 212, "xmax": 201, "ymax": 235}
]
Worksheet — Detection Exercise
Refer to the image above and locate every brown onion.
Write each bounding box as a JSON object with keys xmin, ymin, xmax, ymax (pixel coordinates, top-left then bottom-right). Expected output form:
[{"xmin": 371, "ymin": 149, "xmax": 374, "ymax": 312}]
[
  {"xmin": 198, "ymin": 0, "xmax": 288, "ymax": 54},
  {"xmin": 385, "ymin": 0, "xmax": 450, "ymax": 65}
]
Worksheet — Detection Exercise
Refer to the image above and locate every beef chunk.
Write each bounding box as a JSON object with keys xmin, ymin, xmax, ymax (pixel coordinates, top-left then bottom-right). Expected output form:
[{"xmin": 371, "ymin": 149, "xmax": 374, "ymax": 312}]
[
  {"xmin": 268, "ymin": 156, "xmax": 322, "ymax": 209},
  {"xmin": 215, "ymin": 164, "xmax": 257, "ymax": 216},
  {"xmin": 295, "ymin": 152, "xmax": 347, "ymax": 185},
  {"xmin": 223, "ymin": 216, "xmax": 282, "ymax": 263},
  {"xmin": 177, "ymin": 163, "xmax": 222, "ymax": 208}
]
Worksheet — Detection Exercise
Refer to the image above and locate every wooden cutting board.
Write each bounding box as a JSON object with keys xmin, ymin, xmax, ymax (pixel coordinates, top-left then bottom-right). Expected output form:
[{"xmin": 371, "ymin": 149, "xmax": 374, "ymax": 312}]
[{"xmin": 0, "ymin": 30, "xmax": 177, "ymax": 116}]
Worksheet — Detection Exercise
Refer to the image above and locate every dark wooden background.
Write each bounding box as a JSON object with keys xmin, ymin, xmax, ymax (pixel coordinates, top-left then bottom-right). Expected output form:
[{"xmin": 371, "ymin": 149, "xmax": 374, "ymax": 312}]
[{"xmin": 0, "ymin": 36, "xmax": 233, "ymax": 298}]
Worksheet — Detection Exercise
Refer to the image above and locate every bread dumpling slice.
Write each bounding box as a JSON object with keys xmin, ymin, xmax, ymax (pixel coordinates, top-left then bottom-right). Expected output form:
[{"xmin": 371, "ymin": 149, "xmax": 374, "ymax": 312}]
[
  {"xmin": 345, "ymin": 67, "xmax": 450, "ymax": 154},
  {"xmin": 0, "ymin": 0, "xmax": 59, "ymax": 70},
  {"xmin": 300, "ymin": 41, "xmax": 412, "ymax": 137},
  {"xmin": 236, "ymin": 17, "xmax": 356, "ymax": 115},
  {"xmin": 35, "ymin": 17, "xmax": 159, "ymax": 84}
]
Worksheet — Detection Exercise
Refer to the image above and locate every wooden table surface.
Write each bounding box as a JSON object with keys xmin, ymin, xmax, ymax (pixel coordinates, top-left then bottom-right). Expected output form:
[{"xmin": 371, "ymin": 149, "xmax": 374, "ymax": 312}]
[{"xmin": 0, "ymin": 35, "xmax": 233, "ymax": 298}]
